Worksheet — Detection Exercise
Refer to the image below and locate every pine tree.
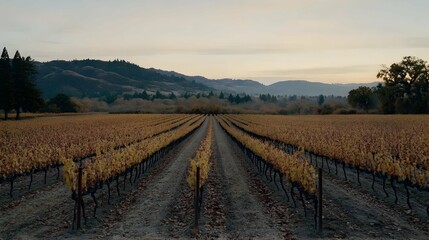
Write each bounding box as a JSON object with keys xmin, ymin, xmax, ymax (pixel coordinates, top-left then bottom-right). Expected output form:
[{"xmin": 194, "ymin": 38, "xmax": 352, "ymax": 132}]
[
  {"xmin": 141, "ymin": 90, "xmax": 149, "ymax": 100},
  {"xmin": 234, "ymin": 94, "xmax": 241, "ymax": 104},
  {"xmin": 0, "ymin": 47, "xmax": 14, "ymax": 120},
  {"xmin": 11, "ymin": 51, "xmax": 43, "ymax": 119},
  {"xmin": 318, "ymin": 94, "xmax": 325, "ymax": 106},
  {"xmin": 169, "ymin": 92, "xmax": 177, "ymax": 99},
  {"xmin": 183, "ymin": 92, "xmax": 191, "ymax": 99},
  {"xmin": 12, "ymin": 51, "xmax": 25, "ymax": 119},
  {"xmin": 228, "ymin": 94, "xmax": 234, "ymax": 103},
  {"xmin": 219, "ymin": 91, "xmax": 225, "ymax": 99},
  {"xmin": 244, "ymin": 94, "xmax": 252, "ymax": 102},
  {"xmin": 22, "ymin": 56, "xmax": 44, "ymax": 112},
  {"xmin": 153, "ymin": 90, "xmax": 164, "ymax": 100}
]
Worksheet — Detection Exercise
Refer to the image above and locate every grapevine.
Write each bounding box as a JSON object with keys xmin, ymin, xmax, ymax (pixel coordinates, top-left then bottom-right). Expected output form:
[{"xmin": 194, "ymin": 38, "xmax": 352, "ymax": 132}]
[
  {"xmin": 0, "ymin": 114, "xmax": 197, "ymax": 196},
  {"xmin": 187, "ymin": 117, "xmax": 213, "ymax": 190},
  {"xmin": 217, "ymin": 116, "xmax": 317, "ymax": 195}
]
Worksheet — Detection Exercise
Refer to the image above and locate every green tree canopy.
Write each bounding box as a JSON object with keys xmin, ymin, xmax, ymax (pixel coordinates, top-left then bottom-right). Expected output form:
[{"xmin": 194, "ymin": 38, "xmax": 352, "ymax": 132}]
[
  {"xmin": 376, "ymin": 56, "xmax": 429, "ymax": 113},
  {"xmin": 47, "ymin": 94, "xmax": 77, "ymax": 112},
  {"xmin": 347, "ymin": 86, "xmax": 377, "ymax": 113}
]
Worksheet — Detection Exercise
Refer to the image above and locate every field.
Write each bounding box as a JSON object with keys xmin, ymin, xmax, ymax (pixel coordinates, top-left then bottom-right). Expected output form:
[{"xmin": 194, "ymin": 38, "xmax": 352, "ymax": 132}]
[{"xmin": 0, "ymin": 114, "xmax": 428, "ymax": 239}]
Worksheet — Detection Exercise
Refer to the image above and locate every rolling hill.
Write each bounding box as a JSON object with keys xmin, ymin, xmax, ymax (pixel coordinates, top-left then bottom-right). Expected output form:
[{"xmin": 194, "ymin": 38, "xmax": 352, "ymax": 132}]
[
  {"xmin": 34, "ymin": 59, "xmax": 379, "ymax": 99},
  {"xmin": 35, "ymin": 60, "xmax": 210, "ymax": 98},
  {"xmin": 264, "ymin": 80, "xmax": 379, "ymax": 96},
  {"xmin": 153, "ymin": 68, "xmax": 379, "ymax": 96}
]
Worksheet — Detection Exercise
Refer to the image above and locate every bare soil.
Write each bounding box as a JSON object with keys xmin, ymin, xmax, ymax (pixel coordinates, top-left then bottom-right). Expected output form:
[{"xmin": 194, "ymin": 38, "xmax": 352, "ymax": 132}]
[
  {"xmin": 312, "ymin": 155, "xmax": 429, "ymax": 239},
  {"xmin": 0, "ymin": 167, "xmax": 63, "ymax": 208}
]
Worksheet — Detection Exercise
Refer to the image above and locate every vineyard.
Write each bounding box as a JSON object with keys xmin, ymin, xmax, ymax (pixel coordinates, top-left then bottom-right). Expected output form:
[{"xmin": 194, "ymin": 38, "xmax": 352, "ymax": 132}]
[
  {"xmin": 224, "ymin": 114, "xmax": 429, "ymax": 208},
  {"xmin": 0, "ymin": 114, "xmax": 428, "ymax": 239},
  {"xmin": 0, "ymin": 114, "xmax": 197, "ymax": 197},
  {"xmin": 225, "ymin": 114, "xmax": 429, "ymax": 189}
]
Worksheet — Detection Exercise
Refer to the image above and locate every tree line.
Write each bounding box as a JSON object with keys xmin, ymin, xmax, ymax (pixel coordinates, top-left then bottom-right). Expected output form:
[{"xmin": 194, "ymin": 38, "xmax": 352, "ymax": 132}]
[
  {"xmin": 122, "ymin": 90, "xmax": 253, "ymax": 104},
  {"xmin": 0, "ymin": 47, "xmax": 44, "ymax": 120},
  {"xmin": 348, "ymin": 56, "xmax": 429, "ymax": 114}
]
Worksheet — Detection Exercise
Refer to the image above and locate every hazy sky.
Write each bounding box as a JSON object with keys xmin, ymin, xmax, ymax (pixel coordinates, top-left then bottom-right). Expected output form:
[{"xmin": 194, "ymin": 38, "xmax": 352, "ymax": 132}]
[{"xmin": 2, "ymin": 0, "xmax": 429, "ymax": 84}]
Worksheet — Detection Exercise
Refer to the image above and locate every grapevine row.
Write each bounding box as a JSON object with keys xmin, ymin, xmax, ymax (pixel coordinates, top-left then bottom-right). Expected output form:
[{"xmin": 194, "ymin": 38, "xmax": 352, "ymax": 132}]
[
  {"xmin": 64, "ymin": 115, "xmax": 206, "ymax": 193},
  {"xmin": 64, "ymin": 115, "xmax": 206, "ymax": 224},
  {"xmin": 187, "ymin": 117, "xmax": 213, "ymax": 190},
  {"xmin": 225, "ymin": 114, "xmax": 429, "ymax": 215},
  {"xmin": 0, "ymin": 114, "xmax": 197, "ymax": 196},
  {"xmin": 226, "ymin": 115, "xmax": 429, "ymax": 190},
  {"xmin": 217, "ymin": 116, "xmax": 317, "ymax": 195}
]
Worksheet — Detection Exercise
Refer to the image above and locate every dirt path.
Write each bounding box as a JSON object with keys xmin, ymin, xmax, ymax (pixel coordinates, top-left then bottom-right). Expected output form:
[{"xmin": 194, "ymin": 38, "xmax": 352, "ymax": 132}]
[
  {"xmin": 308, "ymin": 168, "xmax": 429, "ymax": 239},
  {"xmin": 318, "ymin": 173, "xmax": 429, "ymax": 239},
  {"xmin": 0, "ymin": 180, "xmax": 73, "ymax": 239},
  {"xmin": 160, "ymin": 117, "xmax": 228, "ymax": 238},
  {"xmin": 87, "ymin": 117, "xmax": 209, "ymax": 239},
  {"xmin": 211, "ymin": 118, "xmax": 287, "ymax": 239},
  {"xmin": 298, "ymin": 154, "xmax": 429, "ymax": 238}
]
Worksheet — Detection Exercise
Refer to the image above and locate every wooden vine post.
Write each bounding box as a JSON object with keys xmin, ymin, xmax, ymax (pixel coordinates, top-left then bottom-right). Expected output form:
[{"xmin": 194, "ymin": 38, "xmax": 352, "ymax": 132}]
[
  {"xmin": 194, "ymin": 166, "xmax": 200, "ymax": 230},
  {"xmin": 77, "ymin": 165, "xmax": 83, "ymax": 230},
  {"xmin": 318, "ymin": 168, "xmax": 323, "ymax": 234}
]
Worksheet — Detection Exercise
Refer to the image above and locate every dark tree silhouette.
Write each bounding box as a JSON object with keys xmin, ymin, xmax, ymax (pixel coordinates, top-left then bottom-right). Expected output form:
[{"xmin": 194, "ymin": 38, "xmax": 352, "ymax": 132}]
[
  {"xmin": 259, "ymin": 93, "xmax": 277, "ymax": 103},
  {"xmin": 0, "ymin": 47, "xmax": 14, "ymax": 120},
  {"xmin": 22, "ymin": 56, "xmax": 44, "ymax": 113},
  {"xmin": 47, "ymin": 94, "xmax": 77, "ymax": 112},
  {"xmin": 228, "ymin": 94, "xmax": 234, "ymax": 103},
  {"xmin": 317, "ymin": 94, "xmax": 325, "ymax": 106},
  {"xmin": 11, "ymin": 51, "xmax": 43, "ymax": 119},
  {"xmin": 243, "ymin": 94, "xmax": 252, "ymax": 102},
  {"xmin": 183, "ymin": 92, "xmax": 191, "ymax": 99},
  {"xmin": 152, "ymin": 90, "xmax": 165, "ymax": 100},
  {"xmin": 141, "ymin": 90, "xmax": 149, "ymax": 100},
  {"xmin": 234, "ymin": 94, "xmax": 241, "ymax": 103},
  {"xmin": 376, "ymin": 56, "xmax": 429, "ymax": 113},
  {"xmin": 169, "ymin": 92, "xmax": 177, "ymax": 99},
  {"xmin": 347, "ymin": 86, "xmax": 377, "ymax": 113},
  {"xmin": 219, "ymin": 91, "xmax": 225, "ymax": 99}
]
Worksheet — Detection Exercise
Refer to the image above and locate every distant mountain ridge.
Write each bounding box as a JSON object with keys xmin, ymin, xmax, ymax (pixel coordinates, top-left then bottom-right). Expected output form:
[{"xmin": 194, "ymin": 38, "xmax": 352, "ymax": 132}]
[
  {"xmin": 265, "ymin": 80, "xmax": 379, "ymax": 96},
  {"xmin": 152, "ymin": 68, "xmax": 379, "ymax": 96},
  {"xmin": 34, "ymin": 59, "xmax": 379, "ymax": 99}
]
